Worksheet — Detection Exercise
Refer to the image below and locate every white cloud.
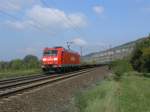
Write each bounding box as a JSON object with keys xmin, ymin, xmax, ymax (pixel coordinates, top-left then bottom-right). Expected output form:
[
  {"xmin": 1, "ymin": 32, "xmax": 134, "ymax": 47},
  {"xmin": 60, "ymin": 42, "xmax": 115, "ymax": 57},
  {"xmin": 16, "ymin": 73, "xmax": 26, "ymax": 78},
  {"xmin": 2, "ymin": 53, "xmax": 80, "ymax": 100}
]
[
  {"xmin": 27, "ymin": 5, "xmax": 67, "ymax": 29},
  {"xmin": 93, "ymin": 5, "xmax": 104, "ymax": 15},
  {"xmin": 27, "ymin": 5, "xmax": 87, "ymax": 29},
  {"xmin": 5, "ymin": 20, "xmax": 33, "ymax": 29},
  {"xmin": 72, "ymin": 38, "xmax": 87, "ymax": 46},
  {"xmin": 67, "ymin": 13, "xmax": 87, "ymax": 28},
  {"xmin": 6, "ymin": 5, "xmax": 87, "ymax": 30},
  {"xmin": 0, "ymin": 1, "xmax": 21, "ymax": 11},
  {"xmin": 0, "ymin": 0, "xmax": 39, "ymax": 12}
]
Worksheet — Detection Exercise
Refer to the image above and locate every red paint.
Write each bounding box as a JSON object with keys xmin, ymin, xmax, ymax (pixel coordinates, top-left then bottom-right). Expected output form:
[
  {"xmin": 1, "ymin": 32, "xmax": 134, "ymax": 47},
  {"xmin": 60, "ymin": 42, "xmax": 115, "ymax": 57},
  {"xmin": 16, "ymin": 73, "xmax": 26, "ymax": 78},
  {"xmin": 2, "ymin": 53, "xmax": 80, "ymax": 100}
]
[{"xmin": 41, "ymin": 47, "xmax": 80, "ymax": 71}]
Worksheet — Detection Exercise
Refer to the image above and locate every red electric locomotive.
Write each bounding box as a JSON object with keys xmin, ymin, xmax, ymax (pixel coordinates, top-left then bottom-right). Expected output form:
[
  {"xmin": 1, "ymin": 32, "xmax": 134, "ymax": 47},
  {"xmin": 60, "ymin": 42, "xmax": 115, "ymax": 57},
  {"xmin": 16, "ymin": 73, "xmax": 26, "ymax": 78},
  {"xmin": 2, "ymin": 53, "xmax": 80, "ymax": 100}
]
[{"xmin": 41, "ymin": 47, "xmax": 80, "ymax": 72}]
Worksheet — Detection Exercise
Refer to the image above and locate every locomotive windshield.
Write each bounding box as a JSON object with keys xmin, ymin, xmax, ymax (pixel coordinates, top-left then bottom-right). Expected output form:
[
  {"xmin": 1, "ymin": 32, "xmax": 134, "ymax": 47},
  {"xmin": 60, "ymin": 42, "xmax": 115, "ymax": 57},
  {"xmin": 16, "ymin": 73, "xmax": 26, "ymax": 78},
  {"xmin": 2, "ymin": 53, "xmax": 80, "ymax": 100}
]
[{"xmin": 43, "ymin": 50, "xmax": 58, "ymax": 56}]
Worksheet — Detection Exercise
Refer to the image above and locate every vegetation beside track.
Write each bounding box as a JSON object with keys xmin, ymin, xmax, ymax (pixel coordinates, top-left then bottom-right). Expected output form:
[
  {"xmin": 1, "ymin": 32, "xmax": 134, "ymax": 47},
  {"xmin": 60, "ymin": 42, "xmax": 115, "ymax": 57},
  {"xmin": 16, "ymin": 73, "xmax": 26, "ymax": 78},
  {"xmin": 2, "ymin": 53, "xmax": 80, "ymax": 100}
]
[
  {"xmin": 130, "ymin": 36, "xmax": 150, "ymax": 72},
  {"xmin": 74, "ymin": 79, "xmax": 118, "ymax": 112},
  {"xmin": 0, "ymin": 55, "xmax": 41, "ymax": 79},
  {"xmin": 74, "ymin": 36, "xmax": 150, "ymax": 112},
  {"xmin": 73, "ymin": 60, "xmax": 150, "ymax": 112},
  {"xmin": 0, "ymin": 55, "xmax": 40, "ymax": 71},
  {"xmin": 0, "ymin": 69, "xmax": 41, "ymax": 79}
]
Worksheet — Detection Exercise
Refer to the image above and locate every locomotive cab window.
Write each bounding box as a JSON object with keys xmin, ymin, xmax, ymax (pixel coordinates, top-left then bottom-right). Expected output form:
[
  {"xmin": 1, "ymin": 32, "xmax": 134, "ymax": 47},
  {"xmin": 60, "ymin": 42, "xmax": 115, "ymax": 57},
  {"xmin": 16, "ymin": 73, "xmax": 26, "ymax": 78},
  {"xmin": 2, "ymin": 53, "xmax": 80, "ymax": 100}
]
[{"xmin": 43, "ymin": 50, "xmax": 58, "ymax": 56}]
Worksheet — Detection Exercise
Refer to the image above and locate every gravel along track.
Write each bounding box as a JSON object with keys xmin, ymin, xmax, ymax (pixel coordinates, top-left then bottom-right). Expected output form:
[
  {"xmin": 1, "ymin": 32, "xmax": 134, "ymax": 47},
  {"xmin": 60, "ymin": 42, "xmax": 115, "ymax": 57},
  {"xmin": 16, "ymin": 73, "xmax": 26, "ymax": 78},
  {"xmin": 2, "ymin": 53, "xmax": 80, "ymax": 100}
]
[
  {"xmin": 0, "ymin": 66, "xmax": 110, "ymax": 112},
  {"xmin": 0, "ymin": 74, "xmax": 46, "ymax": 85},
  {"xmin": 0, "ymin": 68, "xmax": 96, "ymax": 98}
]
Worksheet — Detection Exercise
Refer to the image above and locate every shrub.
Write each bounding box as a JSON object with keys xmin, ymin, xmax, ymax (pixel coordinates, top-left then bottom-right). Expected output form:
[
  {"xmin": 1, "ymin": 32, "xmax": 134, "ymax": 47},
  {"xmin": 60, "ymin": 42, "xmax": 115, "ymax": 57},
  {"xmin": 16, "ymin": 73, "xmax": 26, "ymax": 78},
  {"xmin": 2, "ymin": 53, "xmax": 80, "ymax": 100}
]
[
  {"xmin": 23, "ymin": 55, "xmax": 40, "ymax": 69},
  {"xmin": 130, "ymin": 37, "xmax": 150, "ymax": 73},
  {"xmin": 0, "ymin": 55, "xmax": 40, "ymax": 71},
  {"xmin": 110, "ymin": 60, "xmax": 133, "ymax": 80},
  {"xmin": 141, "ymin": 48, "xmax": 150, "ymax": 72}
]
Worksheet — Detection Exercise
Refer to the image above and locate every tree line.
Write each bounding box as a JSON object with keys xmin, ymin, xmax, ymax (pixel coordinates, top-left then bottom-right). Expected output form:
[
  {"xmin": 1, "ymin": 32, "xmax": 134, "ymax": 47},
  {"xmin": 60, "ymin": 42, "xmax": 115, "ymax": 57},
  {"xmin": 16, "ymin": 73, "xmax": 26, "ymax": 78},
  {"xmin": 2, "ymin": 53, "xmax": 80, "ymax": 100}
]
[
  {"xmin": 109, "ymin": 35, "xmax": 150, "ymax": 80},
  {"xmin": 0, "ymin": 55, "xmax": 40, "ymax": 71}
]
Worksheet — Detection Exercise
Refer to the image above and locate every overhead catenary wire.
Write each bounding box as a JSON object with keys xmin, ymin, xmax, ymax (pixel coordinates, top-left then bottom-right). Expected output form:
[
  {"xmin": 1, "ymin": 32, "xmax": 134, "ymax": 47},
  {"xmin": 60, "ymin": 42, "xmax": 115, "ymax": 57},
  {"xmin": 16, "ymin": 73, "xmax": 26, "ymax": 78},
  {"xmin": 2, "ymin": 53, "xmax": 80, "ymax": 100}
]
[
  {"xmin": 40, "ymin": 0, "xmax": 87, "ymax": 54},
  {"xmin": 0, "ymin": 1, "xmax": 86, "ymax": 54},
  {"xmin": 0, "ymin": 10, "xmax": 55, "ymax": 36},
  {"xmin": 40, "ymin": 0, "xmax": 86, "ymax": 38}
]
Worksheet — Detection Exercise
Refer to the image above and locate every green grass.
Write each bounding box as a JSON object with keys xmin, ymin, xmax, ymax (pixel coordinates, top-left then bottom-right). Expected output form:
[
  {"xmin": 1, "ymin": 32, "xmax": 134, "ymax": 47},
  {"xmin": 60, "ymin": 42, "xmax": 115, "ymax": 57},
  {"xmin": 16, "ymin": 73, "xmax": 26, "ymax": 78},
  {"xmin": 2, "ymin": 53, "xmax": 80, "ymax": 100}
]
[
  {"xmin": 74, "ymin": 73, "xmax": 150, "ymax": 112},
  {"xmin": 119, "ymin": 74, "xmax": 150, "ymax": 112},
  {"xmin": 110, "ymin": 59, "xmax": 133, "ymax": 80},
  {"xmin": 0, "ymin": 69, "xmax": 42, "ymax": 79},
  {"xmin": 75, "ymin": 80, "xmax": 118, "ymax": 112}
]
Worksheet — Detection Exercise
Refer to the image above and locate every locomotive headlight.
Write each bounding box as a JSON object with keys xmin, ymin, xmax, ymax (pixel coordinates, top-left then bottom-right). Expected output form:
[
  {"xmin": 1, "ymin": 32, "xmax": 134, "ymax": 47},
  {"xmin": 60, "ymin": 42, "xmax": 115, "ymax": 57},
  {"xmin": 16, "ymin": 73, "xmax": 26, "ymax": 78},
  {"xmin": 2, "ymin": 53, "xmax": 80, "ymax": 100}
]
[
  {"xmin": 42, "ymin": 58, "xmax": 47, "ymax": 61},
  {"xmin": 54, "ymin": 58, "xmax": 58, "ymax": 61}
]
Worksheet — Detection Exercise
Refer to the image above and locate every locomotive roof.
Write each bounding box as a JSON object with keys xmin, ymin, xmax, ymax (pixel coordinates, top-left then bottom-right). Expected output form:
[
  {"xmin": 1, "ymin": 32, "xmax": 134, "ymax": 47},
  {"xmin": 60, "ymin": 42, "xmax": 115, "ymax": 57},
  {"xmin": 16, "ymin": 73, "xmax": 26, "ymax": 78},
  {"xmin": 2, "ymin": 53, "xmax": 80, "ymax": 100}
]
[{"xmin": 44, "ymin": 47, "xmax": 79, "ymax": 55}]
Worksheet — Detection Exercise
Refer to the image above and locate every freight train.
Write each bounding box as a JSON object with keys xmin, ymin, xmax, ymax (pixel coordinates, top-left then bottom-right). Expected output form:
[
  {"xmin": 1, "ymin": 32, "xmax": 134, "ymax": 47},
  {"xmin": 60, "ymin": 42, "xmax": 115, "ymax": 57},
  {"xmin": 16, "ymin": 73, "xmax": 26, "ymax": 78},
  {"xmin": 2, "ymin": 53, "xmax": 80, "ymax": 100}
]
[{"xmin": 41, "ymin": 47, "xmax": 80, "ymax": 72}]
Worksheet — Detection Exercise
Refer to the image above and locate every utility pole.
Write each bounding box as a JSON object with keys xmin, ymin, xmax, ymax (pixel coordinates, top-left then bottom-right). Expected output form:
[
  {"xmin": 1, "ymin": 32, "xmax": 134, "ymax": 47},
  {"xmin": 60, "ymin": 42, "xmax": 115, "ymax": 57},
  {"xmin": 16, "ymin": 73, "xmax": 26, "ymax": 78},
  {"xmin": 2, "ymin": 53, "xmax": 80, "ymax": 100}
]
[
  {"xmin": 108, "ymin": 44, "xmax": 112, "ymax": 62},
  {"xmin": 80, "ymin": 46, "xmax": 83, "ymax": 56}
]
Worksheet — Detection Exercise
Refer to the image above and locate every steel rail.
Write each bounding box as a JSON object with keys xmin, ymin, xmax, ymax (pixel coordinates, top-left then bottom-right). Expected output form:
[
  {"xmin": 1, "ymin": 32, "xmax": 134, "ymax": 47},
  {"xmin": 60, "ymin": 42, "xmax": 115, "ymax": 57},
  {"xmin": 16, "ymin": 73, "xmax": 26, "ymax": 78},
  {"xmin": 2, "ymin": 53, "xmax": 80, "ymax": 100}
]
[
  {"xmin": 0, "ymin": 70, "xmax": 82, "ymax": 85},
  {"xmin": 0, "ymin": 74, "xmax": 45, "ymax": 85},
  {"xmin": 0, "ymin": 69, "xmax": 86, "ymax": 86},
  {"xmin": 0, "ymin": 75, "xmax": 57, "ymax": 90},
  {"xmin": 0, "ymin": 68, "xmax": 96, "ymax": 98}
]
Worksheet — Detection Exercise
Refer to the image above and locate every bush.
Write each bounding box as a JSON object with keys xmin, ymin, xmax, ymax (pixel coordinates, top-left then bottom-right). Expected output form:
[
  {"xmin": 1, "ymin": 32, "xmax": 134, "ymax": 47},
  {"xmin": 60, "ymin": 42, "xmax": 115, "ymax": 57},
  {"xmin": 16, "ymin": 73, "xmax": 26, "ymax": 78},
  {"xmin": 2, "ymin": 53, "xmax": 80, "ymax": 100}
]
[
  {"xmin": 0, "ymin": 55, "xmax": 40, "ymax": 71},
  {"xmin": 141, "ymin": 48, "xmax": 150, "ymax": 72},
  {"xmin": 10, "ymin": 59, "xmax": 24, "ymax": 70},
  {"xmin": 131, "ymin": 37, "xmax": 150, "ymax": 73},
  {"xmin": 23, "ymin": 55, "xmax": 40, "ymax": 69},
  {"xmin": 110, "ymin": 60, "xmax": 133, "ymax": 80}
]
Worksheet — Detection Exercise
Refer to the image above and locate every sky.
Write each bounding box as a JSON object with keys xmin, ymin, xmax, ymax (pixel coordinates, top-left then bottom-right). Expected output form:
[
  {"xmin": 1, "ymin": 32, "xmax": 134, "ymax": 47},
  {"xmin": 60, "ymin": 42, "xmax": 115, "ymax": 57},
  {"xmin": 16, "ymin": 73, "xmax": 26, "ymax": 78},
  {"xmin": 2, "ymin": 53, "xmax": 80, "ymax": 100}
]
[{"xmin": 0, "ymin": 0, "xmax": 150, "ymax": 61}]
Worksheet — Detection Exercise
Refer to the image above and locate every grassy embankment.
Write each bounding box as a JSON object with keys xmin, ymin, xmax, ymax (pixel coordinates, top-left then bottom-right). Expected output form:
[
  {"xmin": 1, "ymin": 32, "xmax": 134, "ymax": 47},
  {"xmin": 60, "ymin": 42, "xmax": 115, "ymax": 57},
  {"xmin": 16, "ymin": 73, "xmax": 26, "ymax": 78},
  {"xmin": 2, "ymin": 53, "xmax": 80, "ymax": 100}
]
[
  {"xmin": 0, "ymin": 69, "xmax": 42, "ymax": 79},
  {"xmin": 74, "ymin": 60, "xmax": 150, "ymax": 112}
]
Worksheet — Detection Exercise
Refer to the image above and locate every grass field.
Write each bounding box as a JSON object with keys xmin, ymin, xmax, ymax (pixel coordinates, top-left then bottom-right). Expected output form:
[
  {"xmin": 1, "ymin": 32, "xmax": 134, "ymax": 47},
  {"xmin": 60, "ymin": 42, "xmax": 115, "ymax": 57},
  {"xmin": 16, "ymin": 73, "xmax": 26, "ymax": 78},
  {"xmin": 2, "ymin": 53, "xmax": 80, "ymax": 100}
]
[
  {"xmin": 74, "ymin": 73, "xmax": 150, "ymax": 112},
  {"xmin": 0, "ymin": 69, "xmax": 42, "ymax": 79}
]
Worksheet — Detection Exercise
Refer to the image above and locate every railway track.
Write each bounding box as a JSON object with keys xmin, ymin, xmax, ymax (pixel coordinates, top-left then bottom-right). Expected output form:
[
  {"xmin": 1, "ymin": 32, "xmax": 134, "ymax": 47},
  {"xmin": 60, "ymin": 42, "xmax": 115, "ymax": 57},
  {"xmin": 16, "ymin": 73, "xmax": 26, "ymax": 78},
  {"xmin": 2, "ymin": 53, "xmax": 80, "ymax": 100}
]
[
  {"xmin": 0, "ymin": 68, "xmax": 96, "ymax": 99},
  {"xmin": 0, "ymin": 74, "xmax": 47, "ymax": 85}
]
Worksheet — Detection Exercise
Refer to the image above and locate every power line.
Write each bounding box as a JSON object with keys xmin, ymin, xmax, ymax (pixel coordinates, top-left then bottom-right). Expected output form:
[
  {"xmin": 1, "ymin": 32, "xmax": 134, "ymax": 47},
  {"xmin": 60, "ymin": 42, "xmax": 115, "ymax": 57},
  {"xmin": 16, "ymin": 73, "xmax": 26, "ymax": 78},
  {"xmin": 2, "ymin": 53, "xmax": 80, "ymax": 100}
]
[
  {"xmin": 40, "ymin": 0, "xmax": 86, "ymax": 37},
  {"xmin": 0, "ymin": 10, "xmax": 54, "ymax": 35},
  {"xmin": 0, "ymin": 10, "xmax": 19, "ymax": 20}
]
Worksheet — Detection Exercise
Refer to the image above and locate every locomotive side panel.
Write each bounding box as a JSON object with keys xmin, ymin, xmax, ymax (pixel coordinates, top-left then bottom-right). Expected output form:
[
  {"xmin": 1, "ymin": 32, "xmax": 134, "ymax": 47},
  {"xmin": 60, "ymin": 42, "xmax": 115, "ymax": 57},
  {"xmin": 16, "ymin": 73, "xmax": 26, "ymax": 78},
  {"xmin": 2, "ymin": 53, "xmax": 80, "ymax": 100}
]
[{"xmin": 61, "ymin": 50, "xmax": 80, "ymax": 67}]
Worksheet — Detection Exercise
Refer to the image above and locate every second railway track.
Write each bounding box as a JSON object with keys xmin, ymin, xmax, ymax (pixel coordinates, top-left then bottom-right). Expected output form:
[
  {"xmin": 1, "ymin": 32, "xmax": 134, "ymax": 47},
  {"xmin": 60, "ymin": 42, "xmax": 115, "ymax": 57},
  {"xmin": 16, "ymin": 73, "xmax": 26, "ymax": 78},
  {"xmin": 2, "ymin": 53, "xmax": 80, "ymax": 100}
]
[{"xmin": 0, "ymin": 68, "xmax": 96, "ymax": 99}]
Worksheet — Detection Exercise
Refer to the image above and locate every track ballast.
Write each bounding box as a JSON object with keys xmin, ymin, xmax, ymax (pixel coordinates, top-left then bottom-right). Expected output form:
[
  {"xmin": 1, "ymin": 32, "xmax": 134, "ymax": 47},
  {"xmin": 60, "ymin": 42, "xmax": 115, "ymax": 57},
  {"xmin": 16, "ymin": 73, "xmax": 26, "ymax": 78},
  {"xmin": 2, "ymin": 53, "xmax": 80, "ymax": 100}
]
[{"xmin": 0, "ymin": 68, "xmax": 96, "ymax": 99}]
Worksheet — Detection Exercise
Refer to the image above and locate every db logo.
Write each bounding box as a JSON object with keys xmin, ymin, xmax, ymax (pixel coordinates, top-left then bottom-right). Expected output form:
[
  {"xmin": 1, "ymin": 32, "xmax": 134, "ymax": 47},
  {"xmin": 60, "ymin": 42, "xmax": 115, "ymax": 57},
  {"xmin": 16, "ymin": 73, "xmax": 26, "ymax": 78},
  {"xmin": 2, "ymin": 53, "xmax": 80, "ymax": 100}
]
[{"xmin": 71, "ymin": 57, "xmax": 75, "ymax": 61}]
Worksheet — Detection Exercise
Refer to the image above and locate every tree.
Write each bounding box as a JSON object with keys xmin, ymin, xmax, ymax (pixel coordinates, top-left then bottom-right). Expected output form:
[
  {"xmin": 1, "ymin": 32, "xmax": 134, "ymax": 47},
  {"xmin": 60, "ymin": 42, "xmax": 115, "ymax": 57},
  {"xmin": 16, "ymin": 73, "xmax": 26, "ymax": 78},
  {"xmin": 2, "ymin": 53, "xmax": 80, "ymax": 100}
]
[
  {"xmin": 0, "ymin": 61, "xmax": 10, "ymax": 71},
  {"xmin": 10, "ymin": 59, "xmax": 24, "ymax": 70},
  {"xmin": 23, "ymin": 55, "xmax": 40, "ymax": 69},
  {"xmin": 141, "ymin": 48, "xmax": 150, "ymax": 72},
  {"xmin": 130, "ymin": 37, "xmax": 150, "ymax": 72}
]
